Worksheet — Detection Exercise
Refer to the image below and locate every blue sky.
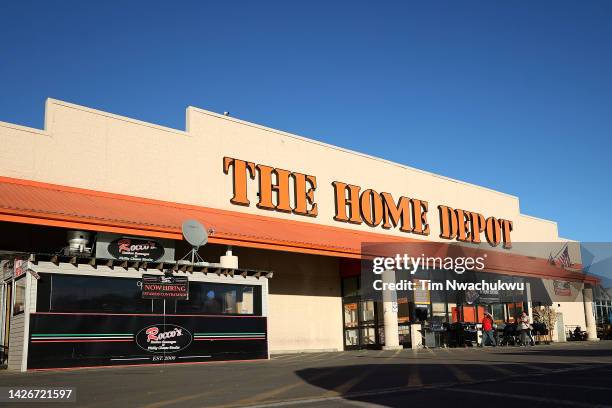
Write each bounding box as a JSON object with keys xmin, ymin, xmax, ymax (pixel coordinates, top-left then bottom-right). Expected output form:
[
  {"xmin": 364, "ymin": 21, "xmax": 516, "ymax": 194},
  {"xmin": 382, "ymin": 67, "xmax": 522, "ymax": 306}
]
[{"xmin": 1, "ymin": 1, "xmax": 611, "ymax": 242}]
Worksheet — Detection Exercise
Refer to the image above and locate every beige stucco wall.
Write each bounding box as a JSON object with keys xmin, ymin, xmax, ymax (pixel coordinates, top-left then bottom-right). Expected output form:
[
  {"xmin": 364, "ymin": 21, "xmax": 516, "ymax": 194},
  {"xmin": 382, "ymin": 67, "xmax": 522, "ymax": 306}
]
[
  {"xmin": 540, "ymin": 279, "xmax": 588, "ymax": 335},
  {"xmin": 0, "ymin": 99, "xmax": 570, "ymax": 252},
  {"xmin": 230, "ymin": 248, "xmax": 343, "ymax": 353}
]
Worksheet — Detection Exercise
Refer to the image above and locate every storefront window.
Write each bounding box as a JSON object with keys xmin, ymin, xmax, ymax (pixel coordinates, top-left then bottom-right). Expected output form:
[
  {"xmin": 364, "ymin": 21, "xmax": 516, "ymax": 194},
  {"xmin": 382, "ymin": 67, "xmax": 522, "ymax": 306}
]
[
  {"xmin": 508, "ymin": 302, "xmax": 524, "ymax": 322},
  {"xmin": 175, "ymin": 282, "xmax": 259, "ymax": 315},
  {"xmin": 13, "ymin": 277, "xmax": 26, "ymax": 315},
  {"xmin": 490, "ymin": 303, "xmax": 506, "ymax": 324},
  {"xmin": 44, "ymin": 274, "xmax": 152, "ymax": 313},
  {"xmin": 430, "ymin": 279, "xmax": 448, "ymax": 322},
  {"xmin": 238, "ymin": 286, "xmax": 254, "ymax": 314},
  {"xmin": 431, "ymin": 302, "xmax": 447, "ymax": 322},
  {"xmin": 596, "ymin": 301, "xmax": 612, "ymax": 324},
  {"xmin": 344, "ymin": 329, "xmax": 358, "ymax": 346},
  {"xmin": 36, "ymin": 273, "xmax": 261, "ymax": 316},
  {"xmin": 360, "ymin": 300, "xmax": 376, "ymax": 322},
  {"xmin": 360, "ymin": 327, "xmax": 377, "ymax": 345},
  {"xmin": 344, "ymin": 302, "xmax": 358, "ymax": 328},
  {"xmin": 397, "ymin": 297, "xmax": 410, "ymax": 323}
]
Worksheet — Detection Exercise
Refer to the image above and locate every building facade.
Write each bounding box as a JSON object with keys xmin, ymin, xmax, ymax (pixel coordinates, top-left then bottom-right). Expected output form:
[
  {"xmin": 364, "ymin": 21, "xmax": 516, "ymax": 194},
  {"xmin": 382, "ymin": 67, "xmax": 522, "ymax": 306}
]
[{"xmin": 0, "ymin": 99, "xmax": 600, "ymax": 370}]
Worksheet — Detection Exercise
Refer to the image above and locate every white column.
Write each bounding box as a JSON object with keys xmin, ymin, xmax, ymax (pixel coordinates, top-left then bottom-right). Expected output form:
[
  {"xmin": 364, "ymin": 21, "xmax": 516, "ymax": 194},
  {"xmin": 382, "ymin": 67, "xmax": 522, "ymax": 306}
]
[
  {"xmin": 381, "ymin": 269, "xmax": 402, "ymax": 350},
  {"xmin": 582, "ymin": 287, "xmax": 599, "ymax": 341},
  {"xmin": 21, "ymin": 271, "xmax": 32, "ymax": 371},
  {"xmin": 410, "ymin": 323, "xmax": 423, "ymax": 349},
  {"xmin": 556, "ymin": 312, "xmax": 566, "ymax": 342},
  {"xmin": 526, "ymin": 282, "xmax": 533, "ymax": 321}
]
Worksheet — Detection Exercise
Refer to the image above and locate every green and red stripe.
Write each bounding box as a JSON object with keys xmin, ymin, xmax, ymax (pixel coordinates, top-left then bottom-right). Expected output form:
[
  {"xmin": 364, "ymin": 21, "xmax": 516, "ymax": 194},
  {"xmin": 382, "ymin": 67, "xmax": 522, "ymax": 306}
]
[
  {"xmin": 31, "ymin": 333, "xmax": 133, "ymax": 343},
  {"xmin": 194, "ymin": 332, "xmax": 265, "ymax": 341}
]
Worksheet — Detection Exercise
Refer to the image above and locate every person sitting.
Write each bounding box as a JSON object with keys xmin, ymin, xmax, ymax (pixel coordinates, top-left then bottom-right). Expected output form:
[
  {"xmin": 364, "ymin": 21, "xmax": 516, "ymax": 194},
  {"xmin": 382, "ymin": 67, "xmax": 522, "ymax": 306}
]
[
  {"xmin": 500, "ymin": 321, "xmax": 516, "ymax": 346},
  {"xmin": 573, "ymin": 326, "xmax": 587, "ymax": 341}
]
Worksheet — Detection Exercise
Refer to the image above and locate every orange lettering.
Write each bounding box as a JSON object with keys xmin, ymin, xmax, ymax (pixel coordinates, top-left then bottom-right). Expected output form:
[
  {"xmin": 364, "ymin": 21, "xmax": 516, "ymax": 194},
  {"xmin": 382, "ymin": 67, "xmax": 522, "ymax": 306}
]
[
  {"xmin": 223, "ymin": 157, "xmax": 255, "ymax": 206},
  {"xmin": 500, "ymin": 219, "xmax": 513, "ymax": 248},
  {"xmin": 360, "ymin": 189, "xmax": 383, "ymax": 227},
  {"xmin": 332, "ymin": 182, "xmax": 362, "ymax": 224},
  {"xmin": 292, "ymin": 173, "xmax": 318, "ymax": 217},
  {"xmin": 455, "ymin": 209, "xmax": 471, "ymax": 242},
  {"xmin": 438, "ymin": 205, "xmax": 457, "ymax": 239},
  {"xmin": 256, "ymin": 165, "xmax": 292, "ymax": 212},
  {"xmin": 411, "ymin": 199, "xmax": 429, "ymax": 235},
  {"xmin": 485, "ymin": 217, "xmax": 501, "ymax": 246},
  {"xmin": 469, "ymin": 211, "xmax": 486, "ymax": 244},
  {"xmin": 382, "ymin": 193, "xmax": 413, "ymax": 233}
]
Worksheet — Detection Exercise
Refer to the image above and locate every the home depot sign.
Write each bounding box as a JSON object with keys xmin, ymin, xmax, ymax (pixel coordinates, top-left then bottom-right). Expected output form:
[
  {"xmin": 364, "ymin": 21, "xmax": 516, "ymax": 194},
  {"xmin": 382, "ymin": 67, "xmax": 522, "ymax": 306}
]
[{"xmin": 223, "ymin": 157, "xmax": 513, "ymax": 248}]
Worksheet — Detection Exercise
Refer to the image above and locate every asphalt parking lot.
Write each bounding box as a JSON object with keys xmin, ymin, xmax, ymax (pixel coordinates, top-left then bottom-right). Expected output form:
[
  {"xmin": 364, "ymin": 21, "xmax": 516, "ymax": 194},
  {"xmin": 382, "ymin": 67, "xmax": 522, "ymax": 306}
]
[{"xmin": 1, "ymin": 341, "xmax": 611, "ymax": 408}]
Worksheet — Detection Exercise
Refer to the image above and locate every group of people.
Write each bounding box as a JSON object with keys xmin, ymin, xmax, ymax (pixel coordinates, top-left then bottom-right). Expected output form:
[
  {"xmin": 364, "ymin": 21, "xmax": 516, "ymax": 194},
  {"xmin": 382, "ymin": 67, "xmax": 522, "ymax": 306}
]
[{"xmin": 479, "ymin": 311, "xmax": 534, "ymax": 347}]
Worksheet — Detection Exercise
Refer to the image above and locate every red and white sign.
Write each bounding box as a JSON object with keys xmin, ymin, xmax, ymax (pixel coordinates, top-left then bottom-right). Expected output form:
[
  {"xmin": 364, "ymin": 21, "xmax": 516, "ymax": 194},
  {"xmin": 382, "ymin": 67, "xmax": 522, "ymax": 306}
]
[
  {"xmin": 553, "ymin": 280, "xmax": 571, "ymax": 296},
  {"xmin": 14, "ymin": 259, "xmax": 26, "ymax": 278}
]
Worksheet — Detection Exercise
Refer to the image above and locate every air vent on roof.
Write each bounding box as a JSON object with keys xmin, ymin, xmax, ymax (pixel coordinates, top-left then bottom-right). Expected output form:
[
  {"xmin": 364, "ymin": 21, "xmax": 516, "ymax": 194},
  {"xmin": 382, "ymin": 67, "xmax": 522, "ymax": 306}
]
[{"xmin": 65, "ymin": 230, "xmax": 92, "ymax": 255}]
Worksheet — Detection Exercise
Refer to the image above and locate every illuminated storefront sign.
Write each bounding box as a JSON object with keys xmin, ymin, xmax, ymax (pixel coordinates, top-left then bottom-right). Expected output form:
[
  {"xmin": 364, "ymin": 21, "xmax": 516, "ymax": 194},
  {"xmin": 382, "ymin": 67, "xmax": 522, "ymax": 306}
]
[{"xmin": 223, "ymin": 157, "xmax": 513, "ymax": 248}]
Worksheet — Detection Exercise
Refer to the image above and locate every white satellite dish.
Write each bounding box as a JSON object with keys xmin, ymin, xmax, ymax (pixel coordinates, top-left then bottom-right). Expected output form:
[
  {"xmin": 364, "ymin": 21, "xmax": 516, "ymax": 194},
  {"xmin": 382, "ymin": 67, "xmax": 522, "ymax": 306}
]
[{"xmin": 182, "ymin": 219, "xmax": 208, "ymax": 248}]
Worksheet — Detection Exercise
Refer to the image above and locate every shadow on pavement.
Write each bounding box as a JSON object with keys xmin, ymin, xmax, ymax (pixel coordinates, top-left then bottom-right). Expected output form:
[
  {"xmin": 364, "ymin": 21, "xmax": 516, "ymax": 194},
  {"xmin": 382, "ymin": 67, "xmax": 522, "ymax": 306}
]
[
  {"xmin": 496, "ymin": 348, "xmax": 612, "ymax": 357},
  {"xmin": 293, "ymin": 360, "xmax": 609, "ymax": 408}
]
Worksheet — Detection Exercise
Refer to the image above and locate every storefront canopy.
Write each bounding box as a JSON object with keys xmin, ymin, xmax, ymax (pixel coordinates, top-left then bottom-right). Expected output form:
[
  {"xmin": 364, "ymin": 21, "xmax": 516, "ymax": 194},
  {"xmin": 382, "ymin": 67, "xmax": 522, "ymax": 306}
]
[{"xmin": 0, "ymin": 176, "xmax": 597, "ymax": 284}]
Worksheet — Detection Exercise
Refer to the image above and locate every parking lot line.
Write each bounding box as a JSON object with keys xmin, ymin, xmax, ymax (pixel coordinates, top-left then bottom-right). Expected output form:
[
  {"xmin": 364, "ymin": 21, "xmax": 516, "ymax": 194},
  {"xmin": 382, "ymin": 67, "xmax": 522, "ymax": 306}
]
[
  {"xmin": 271, "ymin": 353, "xmax": 327, "ymax": 362},
  {"xmin": 484, "ymin": 363, "xmax": 516, "ymax": 376},
  {"xmin": 270, "ymin": 354, "xmax": 302, "ymax": 361},
  {"xmin": 324, "ymin": 365, "xmax": 378, "ymax": 396},
  {"xmin": 510, "ymin": 380, "xmax": 612, "ymax": 392},
  {"xmin": 445, "ymin": 387, "xmax": 612, "ymax": 408},
  {"xmin": 140, "ymin": 389, "xmax": 221, "ymax": 408},
  {"xmin": 218, "ymin": 365, "xmax": 345, "ymax": 407},
  {"xmin": 444, "ymin": 363, "xmax": 475, "ymax": 383},
  {"xmin": 523, "ymin": 363, "xmax": 553, "ymax": 373}
]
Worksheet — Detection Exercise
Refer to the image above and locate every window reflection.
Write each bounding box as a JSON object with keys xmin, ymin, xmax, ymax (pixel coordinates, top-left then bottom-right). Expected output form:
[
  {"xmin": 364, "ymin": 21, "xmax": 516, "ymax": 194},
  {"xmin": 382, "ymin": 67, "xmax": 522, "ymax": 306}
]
[
  {"xmin": 13, "ymin": 277, "xmax": 26, "ymax": 315},
  {"xmin": 36, "ymin": 273, "xmax": 260, "ymax": 316}
]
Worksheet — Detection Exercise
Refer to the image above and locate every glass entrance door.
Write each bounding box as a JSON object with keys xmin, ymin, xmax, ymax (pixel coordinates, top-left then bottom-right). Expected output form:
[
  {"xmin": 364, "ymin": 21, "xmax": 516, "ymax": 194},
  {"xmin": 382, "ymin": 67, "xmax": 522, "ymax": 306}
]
[
  {"xmin": 343, "ymin": 301, "xmax": 359, "ymax": 348},
  {"xmin": 343, "ymin": 299, "xmax": 383, "ymax": 349}
]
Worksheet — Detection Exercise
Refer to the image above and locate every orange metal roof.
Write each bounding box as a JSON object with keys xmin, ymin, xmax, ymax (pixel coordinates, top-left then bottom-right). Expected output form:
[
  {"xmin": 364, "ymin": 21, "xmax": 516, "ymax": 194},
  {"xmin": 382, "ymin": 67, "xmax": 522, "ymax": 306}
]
[
  {"xmin": 0, "ymin": 176, "xmax": 416, "ymax": 258},
  {"xmin": 0, "ymin": 176, "xmax": 597, "ymax": 283}
]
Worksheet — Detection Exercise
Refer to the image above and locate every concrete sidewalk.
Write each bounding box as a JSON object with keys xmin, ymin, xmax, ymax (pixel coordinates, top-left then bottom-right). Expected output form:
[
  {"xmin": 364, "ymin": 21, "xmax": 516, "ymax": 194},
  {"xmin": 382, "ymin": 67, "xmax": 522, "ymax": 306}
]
[{"xmin": 1, "ymin": 341, "xmax": 611, "ymax": 407}]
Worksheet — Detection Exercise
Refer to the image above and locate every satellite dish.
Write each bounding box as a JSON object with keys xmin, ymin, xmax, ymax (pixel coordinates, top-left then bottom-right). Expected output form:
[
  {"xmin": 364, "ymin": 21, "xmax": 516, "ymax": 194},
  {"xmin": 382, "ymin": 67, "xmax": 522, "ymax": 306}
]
[{"xmin": 182, "ymin": 220, "xmax": 208, "ymax": 248}]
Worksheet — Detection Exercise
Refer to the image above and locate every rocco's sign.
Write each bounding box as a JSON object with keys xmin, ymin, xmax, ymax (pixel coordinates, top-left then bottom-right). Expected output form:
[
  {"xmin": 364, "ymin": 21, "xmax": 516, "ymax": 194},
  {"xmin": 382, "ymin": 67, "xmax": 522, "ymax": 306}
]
[
  {"xmin": 136, "ymin": 324, "xmax": 193, "ymax": 353},
  {"xmin": 108, "ymin": 237, "xmax": 165, "ymax": 261}
]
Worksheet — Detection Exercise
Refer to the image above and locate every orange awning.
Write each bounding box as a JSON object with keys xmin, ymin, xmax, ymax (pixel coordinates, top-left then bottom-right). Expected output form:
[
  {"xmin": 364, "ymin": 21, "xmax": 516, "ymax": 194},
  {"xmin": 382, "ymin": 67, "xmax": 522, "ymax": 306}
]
[
  {"xmin": 0, "ymin": 176, "xmax": 597, "ymax": 283},
  {"xmin": 0, "ymin": 176, "xmax": 416, "ymax": 258}
]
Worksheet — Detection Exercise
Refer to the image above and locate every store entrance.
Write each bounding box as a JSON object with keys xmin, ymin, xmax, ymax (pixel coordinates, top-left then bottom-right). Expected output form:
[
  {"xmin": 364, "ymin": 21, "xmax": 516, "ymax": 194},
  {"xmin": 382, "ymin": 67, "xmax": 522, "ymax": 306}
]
[{"xmin": 342, "ymin": 299, "xmax": 383, "ymax": 350}]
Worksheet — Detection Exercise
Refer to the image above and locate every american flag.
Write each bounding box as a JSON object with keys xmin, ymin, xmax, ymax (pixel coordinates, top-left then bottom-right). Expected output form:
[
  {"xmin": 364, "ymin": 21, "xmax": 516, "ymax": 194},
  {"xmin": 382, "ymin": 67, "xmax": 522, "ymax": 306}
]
[
  {"xmin": 548, "ymin": 254, "xmax": 556, "ymax": 265},
  {"xmin": 557, "ymin": 246, "xmax": 572, "ymax": 267}
]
